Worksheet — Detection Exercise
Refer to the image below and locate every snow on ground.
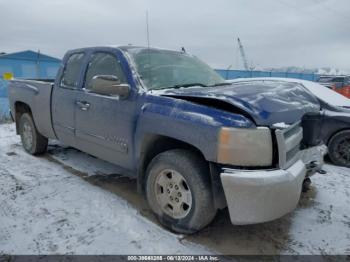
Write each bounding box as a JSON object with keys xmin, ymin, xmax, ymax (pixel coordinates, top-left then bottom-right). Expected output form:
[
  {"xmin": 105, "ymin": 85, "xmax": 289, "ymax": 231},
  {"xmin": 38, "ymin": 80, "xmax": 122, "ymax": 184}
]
[
  {"xmin": 0, "ymin": 123, "xmax": 349, "ymax": 255},
  {"xmin": 0, "ymin": 124, "xmax": 211, "ymax": 255}
]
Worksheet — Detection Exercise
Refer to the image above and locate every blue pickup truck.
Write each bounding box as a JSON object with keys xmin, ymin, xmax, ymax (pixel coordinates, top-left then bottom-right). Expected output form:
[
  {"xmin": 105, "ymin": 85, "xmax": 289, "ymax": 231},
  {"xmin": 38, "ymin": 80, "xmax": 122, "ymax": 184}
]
[{"xmin": 8, "ymin": 46, "xmax": 325, "ymax": 233}]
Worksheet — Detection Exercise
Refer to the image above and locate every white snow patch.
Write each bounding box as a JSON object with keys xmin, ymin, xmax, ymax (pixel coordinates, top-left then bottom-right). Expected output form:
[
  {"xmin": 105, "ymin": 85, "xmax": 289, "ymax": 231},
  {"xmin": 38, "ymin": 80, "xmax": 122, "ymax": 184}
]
[
  {"xmin": 272, "ymin": 122, "xmax": 290, "ymax": 129},
  {"xmin": 0, "ymin": 124, "xmax": 212, "ymax": 255}
]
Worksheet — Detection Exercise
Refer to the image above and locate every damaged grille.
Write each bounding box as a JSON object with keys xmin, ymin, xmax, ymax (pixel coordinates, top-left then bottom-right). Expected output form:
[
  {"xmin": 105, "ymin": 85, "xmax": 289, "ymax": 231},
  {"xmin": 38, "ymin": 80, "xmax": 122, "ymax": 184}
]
[{"xmin": 275, "ymin": 121, "xmax": 303, "ymax": 169}]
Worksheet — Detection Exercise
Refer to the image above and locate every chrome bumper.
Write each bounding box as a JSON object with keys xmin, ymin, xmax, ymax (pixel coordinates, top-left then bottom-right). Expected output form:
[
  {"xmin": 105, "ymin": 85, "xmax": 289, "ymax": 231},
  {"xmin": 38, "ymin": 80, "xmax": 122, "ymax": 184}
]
[{"xmin": 220, "ymin": 145, "xmax": 326, "ymax": 225}]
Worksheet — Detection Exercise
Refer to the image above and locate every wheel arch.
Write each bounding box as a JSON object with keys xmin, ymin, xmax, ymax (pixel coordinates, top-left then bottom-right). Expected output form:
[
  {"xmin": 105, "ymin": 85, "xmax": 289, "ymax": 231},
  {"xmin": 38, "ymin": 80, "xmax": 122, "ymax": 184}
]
[
  {"xmin": 327, "ymin": 128, "xmax": 350, "ymax": 167},
  {"xmin": 327, "ymin": 127, "xmax": 350, "ymax": 145},
  {"xmin": 14, "ymin": 101, "xmax": 32, "ymax": 134},
  {"xmin": 137, "ymin": 134, "xmax": 207, "ymax": 193},
  {"xmin": 136, "ymin": 134, "xmax": 227, "ymax": 209}
]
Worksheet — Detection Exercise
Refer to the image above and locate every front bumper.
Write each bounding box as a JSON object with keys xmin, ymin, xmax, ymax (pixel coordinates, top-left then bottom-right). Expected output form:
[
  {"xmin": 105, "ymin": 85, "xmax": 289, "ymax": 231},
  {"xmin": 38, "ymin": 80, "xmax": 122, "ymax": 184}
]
[{"xmin": 220, "ymin": 145, "xmax": 326, "ymax": 225}]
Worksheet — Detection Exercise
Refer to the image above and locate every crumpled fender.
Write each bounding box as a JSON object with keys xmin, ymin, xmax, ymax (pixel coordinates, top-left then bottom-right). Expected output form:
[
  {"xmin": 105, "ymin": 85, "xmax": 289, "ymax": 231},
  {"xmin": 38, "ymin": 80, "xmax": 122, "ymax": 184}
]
[{"xmin": 133, "ymin": 94, "xmax": 255, "ymax": 163}]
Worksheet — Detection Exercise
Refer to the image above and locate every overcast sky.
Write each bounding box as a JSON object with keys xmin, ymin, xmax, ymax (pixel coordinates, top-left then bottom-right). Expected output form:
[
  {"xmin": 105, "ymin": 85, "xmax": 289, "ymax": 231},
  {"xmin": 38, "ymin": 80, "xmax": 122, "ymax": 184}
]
[{"xmin": 0, "ymin": 0, "xmax": 349, "ymax": 70}]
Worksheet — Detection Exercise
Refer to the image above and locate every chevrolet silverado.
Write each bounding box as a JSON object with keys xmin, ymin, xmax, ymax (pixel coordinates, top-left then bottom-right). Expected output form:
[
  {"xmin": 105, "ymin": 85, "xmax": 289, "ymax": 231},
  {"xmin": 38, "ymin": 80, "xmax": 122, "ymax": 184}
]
[{"xmin": 8, "ymin": 46, "xmax": 325, "ymax": 233}]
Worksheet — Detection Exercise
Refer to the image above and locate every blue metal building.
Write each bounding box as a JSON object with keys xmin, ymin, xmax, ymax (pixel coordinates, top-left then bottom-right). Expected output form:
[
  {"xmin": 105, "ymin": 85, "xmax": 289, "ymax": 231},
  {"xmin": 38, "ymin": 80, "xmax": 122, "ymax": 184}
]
[
  {"xmin": 0, "ymin": 50, "xmax": 61, "ymax": 119},
  {"xmin": 0, "ymin": 50, "xmax": 61, "ymax": 81}
]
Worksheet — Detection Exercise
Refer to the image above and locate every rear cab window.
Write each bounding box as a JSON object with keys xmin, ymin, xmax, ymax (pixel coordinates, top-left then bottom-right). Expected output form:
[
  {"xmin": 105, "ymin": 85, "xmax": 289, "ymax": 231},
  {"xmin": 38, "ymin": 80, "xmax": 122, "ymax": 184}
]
[{"xmin": 60, "ymin": 53, "xmax": 85, "ymax": 89}]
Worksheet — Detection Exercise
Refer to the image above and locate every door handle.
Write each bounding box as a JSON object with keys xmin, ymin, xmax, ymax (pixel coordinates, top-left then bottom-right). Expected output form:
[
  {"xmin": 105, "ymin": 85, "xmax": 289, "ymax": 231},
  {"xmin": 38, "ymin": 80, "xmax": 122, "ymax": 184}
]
[{"xmin": 76, "ymin": 101, "xmax": 90, "ymax": 111}]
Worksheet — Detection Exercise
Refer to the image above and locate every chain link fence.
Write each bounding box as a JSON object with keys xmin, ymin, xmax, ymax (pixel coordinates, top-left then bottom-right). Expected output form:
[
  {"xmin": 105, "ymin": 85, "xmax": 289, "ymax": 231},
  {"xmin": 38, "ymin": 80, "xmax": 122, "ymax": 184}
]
[{"xmin": 215, "ymin": 69, "xmax": 320, "ymax": 81}]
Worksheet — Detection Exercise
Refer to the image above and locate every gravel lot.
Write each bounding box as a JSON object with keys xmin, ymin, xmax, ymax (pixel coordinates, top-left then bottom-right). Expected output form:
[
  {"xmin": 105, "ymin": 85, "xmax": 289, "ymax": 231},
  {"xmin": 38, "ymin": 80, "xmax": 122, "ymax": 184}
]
[{"xmin": 0, "ymin": 123, "xmax": 349, "ymax": 255}]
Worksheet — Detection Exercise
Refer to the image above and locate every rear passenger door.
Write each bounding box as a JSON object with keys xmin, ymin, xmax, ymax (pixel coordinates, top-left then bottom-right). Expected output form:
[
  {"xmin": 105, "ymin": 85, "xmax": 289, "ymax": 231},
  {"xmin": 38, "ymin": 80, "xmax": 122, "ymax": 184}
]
[
  {"xmin": 74, "ymin": 51, "xmax": 137, "ymax": 169},
  {"xmin": 52, "ymin": 52, "xmax": 85, "ymax": 146}
]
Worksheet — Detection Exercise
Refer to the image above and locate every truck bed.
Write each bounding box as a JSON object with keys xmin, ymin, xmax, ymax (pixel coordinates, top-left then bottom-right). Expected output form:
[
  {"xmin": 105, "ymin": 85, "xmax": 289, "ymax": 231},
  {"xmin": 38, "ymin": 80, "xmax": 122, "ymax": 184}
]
[{"xmin": 8, "ymin": 79, "xmax": 57, "ymax": 140}]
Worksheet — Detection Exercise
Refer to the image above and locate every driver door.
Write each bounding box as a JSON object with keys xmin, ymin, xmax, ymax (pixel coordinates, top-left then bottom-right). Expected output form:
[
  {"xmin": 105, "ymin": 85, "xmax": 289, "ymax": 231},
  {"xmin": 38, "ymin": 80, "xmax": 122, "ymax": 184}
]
[{"xmin": 74, "ymin": 51, "xmax": 136, "ymax": 169}]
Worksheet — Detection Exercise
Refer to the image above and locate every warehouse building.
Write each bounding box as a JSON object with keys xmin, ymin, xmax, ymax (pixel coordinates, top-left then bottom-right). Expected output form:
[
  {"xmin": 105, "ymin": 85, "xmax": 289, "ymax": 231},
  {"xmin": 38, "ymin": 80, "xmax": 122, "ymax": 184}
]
[
  {"xmin": 0, "ymin": 50, "xmax": 61, "ymax": 81},
  {"xmin": 0, "ymin": 50, "xmax": 61, "ymax": 119}
]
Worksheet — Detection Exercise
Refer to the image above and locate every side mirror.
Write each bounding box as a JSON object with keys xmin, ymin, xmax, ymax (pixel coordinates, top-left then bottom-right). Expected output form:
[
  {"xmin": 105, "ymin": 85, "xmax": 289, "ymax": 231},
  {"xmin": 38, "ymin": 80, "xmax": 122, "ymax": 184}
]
[{"xmin": 91, "ymin": 75, "xmax": 130, "ymax": 99}]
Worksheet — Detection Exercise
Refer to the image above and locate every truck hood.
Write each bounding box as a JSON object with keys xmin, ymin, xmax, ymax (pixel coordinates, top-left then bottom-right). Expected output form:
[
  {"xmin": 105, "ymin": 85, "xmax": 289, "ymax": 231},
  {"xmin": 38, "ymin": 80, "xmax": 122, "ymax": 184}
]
[{"xmin": 155, "ymin": 81, "xmax": 320, "ymax": 126}]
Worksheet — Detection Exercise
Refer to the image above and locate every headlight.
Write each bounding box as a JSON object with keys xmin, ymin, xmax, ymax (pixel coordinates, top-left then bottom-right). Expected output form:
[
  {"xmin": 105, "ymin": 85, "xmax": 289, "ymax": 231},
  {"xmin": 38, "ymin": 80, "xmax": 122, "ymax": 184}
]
[{"xmin": 217, "ymin": 127, "xmax": 273, "ymax": 166}]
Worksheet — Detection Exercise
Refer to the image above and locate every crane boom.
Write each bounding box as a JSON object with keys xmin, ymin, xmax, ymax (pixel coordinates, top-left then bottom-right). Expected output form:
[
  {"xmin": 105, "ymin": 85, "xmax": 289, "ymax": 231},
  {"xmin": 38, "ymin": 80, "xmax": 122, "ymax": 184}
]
[{"xmin": 237, "ymin": 37, "xmax": 249, "ymax": 71}]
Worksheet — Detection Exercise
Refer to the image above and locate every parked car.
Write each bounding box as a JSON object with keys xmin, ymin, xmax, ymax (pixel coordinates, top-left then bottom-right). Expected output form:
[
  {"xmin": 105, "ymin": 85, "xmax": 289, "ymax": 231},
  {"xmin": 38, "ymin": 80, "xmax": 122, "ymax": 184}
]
[
  {"xmin": 229, "ymin": 77, "xmax": 350, "ymax": 167},
  {"xmin": 8, "ymin": 46, "xmax": 325, "ymax": 233},
  {"xmin": 317, "ymin": 75, "xmax": 350, "ymax": 99}
]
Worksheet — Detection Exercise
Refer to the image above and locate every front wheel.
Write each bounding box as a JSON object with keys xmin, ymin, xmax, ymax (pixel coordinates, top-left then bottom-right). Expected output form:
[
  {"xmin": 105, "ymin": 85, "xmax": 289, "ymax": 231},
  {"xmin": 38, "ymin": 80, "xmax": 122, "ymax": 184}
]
[
  {"xmin": 19, "ymin": 113, "xmax": 48, "ymax": 155},
  {"xmin": 328, "ymin": 130, "xmax": 350, "ymax": 168},
  {"xmin": 145, "ymin": 149, "xmax": 217, "ymax": 234}
]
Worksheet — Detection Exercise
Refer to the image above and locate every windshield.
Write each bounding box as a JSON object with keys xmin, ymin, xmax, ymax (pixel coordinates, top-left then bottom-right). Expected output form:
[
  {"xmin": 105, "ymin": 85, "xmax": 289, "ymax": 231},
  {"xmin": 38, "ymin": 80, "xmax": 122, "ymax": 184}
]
[{"xmin": 125, "ymin": 47, "xmax": 226, "ymax": 90}]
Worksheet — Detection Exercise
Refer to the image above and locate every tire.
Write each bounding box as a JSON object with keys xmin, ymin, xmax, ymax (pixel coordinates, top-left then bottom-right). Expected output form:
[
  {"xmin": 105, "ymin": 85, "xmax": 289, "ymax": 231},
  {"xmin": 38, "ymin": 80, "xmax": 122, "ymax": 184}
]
[
  {"xmin": 302, "ymin": 177, "xmax": 312, "ymax": 193},
  {"xmin": 19, "ymin": 113, "xmax": 48, "ymax": 155},
  {"xmin": 145, "ymin": 149, "xmax": 217, "ymax": 234},
  {"xmin": 328, "ymin": 130, "xmax": 350, "ymax": 168}
]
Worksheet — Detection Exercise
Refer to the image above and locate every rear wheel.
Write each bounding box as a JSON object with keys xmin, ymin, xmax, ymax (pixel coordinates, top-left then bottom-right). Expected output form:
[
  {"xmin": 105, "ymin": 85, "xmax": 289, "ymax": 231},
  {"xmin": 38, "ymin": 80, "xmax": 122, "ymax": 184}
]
[
  {"xmin": 19, "ymin": 113, "xmax": 48, "ymax": 155},
  {"xmin": 328, "ymin": 130, "xmax": 350, "ymax": 168},
  {"xmin": 145, "ymin": 149, "xmax": 217, "ymax": 234}
]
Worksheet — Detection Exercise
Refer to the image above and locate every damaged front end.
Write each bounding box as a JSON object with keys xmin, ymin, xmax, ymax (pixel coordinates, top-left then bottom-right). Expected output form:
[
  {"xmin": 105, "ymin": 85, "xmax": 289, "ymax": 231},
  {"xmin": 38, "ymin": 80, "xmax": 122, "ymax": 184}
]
[
  {"xmin": 155, "ymin": 81, "xmax": 327, "ymax": 225},
  {"xmin": 220, "ymin": 121, "xmax": 326, "ymax": 225}
]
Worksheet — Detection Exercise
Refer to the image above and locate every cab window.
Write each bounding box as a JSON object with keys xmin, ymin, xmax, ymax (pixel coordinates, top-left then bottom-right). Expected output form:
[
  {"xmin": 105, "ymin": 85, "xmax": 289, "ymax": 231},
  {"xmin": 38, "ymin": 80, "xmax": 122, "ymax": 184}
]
[
  {"xmin": 84, "ymin": 52, "xmax": 126, "ymax": 90},
  {"xmin": 60, "ymin": 53, "xmax": 85, "ymax": 88}
]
